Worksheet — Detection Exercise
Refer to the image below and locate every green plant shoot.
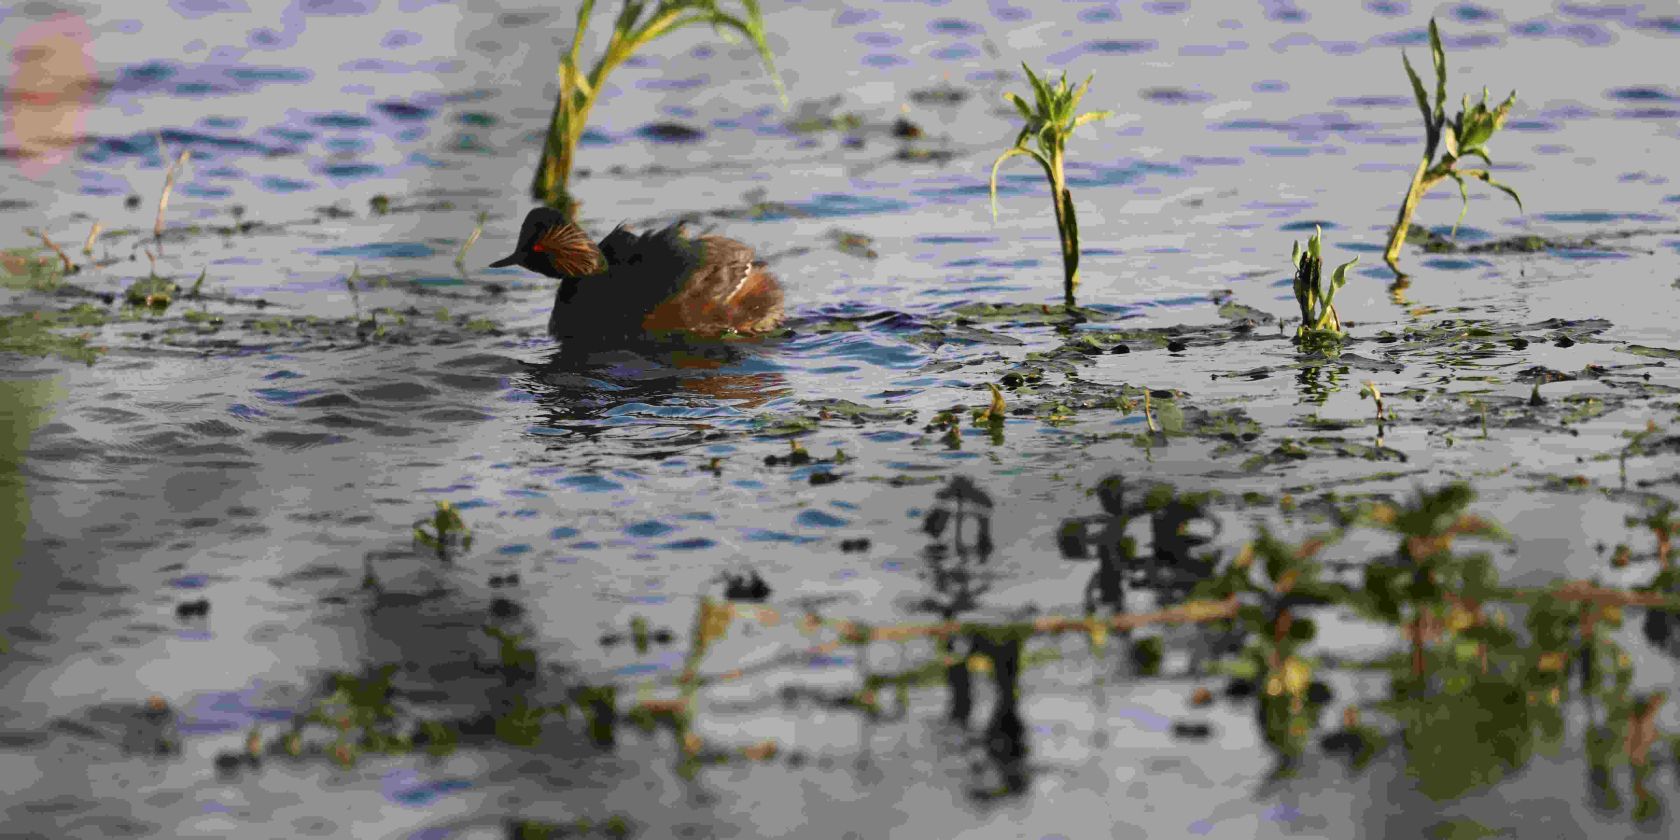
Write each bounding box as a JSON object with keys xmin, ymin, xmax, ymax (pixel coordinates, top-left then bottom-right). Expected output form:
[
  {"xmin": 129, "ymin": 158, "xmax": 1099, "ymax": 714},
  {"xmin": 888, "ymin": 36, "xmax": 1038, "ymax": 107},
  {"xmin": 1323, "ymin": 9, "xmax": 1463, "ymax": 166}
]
[
  {"xmin": 989, "ymin": 64, "xmax": 1112, "ymax": 307},
  {"xmin": 414, "ymin": 500, "xmax": 472, "ymax": 561},
  {"xmin": 532, "ymin": 0, "xmax": 788, "ymax": 217},
  {"xmin": 1383, "ymin": 19, "xmax": 1522, "ymax": 275},
  {"xmin": 1291, "ymin": 225, "xmax": 1359, "ymax": 342}
]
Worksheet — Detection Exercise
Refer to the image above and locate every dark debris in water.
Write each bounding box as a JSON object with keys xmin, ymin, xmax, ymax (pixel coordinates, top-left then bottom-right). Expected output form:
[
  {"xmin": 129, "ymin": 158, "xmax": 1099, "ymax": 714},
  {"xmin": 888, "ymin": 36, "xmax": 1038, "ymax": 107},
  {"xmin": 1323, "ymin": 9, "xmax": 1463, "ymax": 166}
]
[{"xmin": 1400, "ymin": 222, "xmax": 1680, "ymax": 257}]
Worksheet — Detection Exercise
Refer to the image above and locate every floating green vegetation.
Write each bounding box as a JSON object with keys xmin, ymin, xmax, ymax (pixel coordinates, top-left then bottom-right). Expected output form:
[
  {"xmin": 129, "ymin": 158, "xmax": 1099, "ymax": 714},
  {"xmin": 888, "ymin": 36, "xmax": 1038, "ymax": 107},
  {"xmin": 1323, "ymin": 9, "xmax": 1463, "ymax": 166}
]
[
  {"xmin": 0, "ymin": 309, "xmax": 106, "ymax": 366},
  {"xmin": 1241, "ymin": 435, "xmax": 1407, "ymax": 471},
  {"xmin": 124, "ymin": 274, "xmax": 179, "ymax": 311},
  {"xmin": 938, "ymin": 301, "xmax": 1115, "ymax": 327},
  {"xmin": 1290, "ymin": 226, "xmax": 1359, "ymax": 350},
  {"xmin": 533, "ymin": 0, "xmax": 787, "ymax": 216},
  {"xmin": 830, "ymin": 229, "xmax": 878, "ymax": 259},
  {"xmin": 751, "ymin": 398, "xmax": 916, "ymax": 437},
  {"xmin": 1383, "ymin": 19, "xmax": 1522, "ymax": 275},
  {"xmin": 989, "ymin": 64, "xmax": 1112, "ymax": 307},
  {"xmin": 786, "ymin": 107, "xmax": 863, "ymax": 135}
]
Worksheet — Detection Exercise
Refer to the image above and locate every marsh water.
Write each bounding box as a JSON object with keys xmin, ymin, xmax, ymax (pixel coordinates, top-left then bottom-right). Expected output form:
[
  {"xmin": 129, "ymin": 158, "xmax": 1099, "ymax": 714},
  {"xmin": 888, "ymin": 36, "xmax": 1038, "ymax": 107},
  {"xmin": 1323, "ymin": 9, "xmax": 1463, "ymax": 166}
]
[{"xmin": 3, "ymin": 0, "xmax": 1680, "ymax": 837}]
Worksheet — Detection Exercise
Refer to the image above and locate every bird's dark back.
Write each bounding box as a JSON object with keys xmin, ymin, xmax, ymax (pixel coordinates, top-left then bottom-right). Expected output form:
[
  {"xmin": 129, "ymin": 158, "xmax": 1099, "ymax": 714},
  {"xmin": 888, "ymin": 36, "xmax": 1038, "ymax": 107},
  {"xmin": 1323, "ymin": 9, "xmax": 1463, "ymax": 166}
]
[{"xmin": 547, "ymin": 223, "xmax": 698, "ymax": 341}]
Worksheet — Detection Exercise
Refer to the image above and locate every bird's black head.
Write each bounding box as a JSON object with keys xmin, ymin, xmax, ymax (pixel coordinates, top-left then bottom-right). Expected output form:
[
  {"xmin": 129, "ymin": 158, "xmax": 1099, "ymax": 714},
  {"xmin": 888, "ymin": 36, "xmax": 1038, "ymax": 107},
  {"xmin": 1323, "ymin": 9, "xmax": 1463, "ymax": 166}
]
[{"xmin": 489, "ymin": 207, "xmax": 599, "ymax": 278}]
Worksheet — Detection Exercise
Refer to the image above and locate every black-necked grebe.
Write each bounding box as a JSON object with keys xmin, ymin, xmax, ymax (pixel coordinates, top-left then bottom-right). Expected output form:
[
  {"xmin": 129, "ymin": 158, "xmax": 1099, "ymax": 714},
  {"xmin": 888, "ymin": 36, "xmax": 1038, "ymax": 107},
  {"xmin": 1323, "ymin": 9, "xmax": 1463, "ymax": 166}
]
[{"xmin": 489, "ymin": 207, "xmax": 784, "ymax": 341}]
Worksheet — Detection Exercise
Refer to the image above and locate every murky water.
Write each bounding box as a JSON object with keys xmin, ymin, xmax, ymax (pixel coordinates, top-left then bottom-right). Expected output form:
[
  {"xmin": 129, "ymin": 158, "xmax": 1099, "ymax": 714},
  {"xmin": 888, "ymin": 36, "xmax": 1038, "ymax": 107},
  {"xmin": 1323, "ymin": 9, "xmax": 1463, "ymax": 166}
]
[{"xmin": 3, "ymin": 1, "xmax": 1680, "ymax": 837}]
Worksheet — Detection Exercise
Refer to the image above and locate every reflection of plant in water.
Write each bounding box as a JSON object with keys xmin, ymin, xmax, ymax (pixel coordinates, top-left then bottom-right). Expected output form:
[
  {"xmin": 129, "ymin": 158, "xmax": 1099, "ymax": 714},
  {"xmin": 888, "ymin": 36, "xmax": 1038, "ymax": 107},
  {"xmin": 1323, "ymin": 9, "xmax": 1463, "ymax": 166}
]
[
  {"xmin": 1383, "ymin": 19, "xmax": 1522, "ymax": 275},
  {"xmin": 413, "ymin": 501, "xmax": 473, "ymax": 562},
  {"xmin": 920, "ymin": 475, "xmax": 996, "ymax": 726},
  {"xmin": 1059, "ymin": 477, "xmax": 1223, "ymax": 614},
  {"xmin": 989, "ymin": 64, "xmax": 1113, "ymax": 307},
  {"xmin": 532, "ymin": 0, "xmax": 787, "ymax": 216},
  {"xmin": 1618, "ymin": 420, "xmax": 1662, "ymax": 489},
  {"xmin": 1058, "ymin": 475, "xmax": 1137, "ymax": 615}
]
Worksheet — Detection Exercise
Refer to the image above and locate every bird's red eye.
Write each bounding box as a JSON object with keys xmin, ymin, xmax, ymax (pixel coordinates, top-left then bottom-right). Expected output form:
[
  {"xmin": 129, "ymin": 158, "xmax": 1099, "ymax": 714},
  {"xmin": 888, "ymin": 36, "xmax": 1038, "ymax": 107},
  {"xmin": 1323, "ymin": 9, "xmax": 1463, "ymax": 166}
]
[{"xmin": 531, "ymin": 244, "xmax": 546, "ymax": 253}]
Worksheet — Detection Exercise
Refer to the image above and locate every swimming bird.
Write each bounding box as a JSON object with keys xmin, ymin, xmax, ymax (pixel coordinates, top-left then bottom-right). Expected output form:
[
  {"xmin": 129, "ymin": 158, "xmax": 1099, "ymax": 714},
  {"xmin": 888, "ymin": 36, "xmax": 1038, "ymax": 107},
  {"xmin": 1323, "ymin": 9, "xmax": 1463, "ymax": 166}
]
[{"xmin": 489, "ymin": 207, "xmax": 784, "ymax": 342}]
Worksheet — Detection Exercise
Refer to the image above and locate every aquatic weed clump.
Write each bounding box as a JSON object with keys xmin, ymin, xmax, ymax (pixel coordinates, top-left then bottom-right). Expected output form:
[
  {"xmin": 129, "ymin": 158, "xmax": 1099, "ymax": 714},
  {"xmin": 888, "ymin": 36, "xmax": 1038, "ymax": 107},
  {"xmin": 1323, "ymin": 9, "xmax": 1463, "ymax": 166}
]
[
  {"xmin": 989, "ymin": 64, "xmax": 1113, "ymax": 307},
  {"xmin": 1290, "ymin": 225, "xmax": 1359, "ymax": 350},
  {"xmin": 1383, "ymin": 19, "xmax": 1522, "ymax": 275}
]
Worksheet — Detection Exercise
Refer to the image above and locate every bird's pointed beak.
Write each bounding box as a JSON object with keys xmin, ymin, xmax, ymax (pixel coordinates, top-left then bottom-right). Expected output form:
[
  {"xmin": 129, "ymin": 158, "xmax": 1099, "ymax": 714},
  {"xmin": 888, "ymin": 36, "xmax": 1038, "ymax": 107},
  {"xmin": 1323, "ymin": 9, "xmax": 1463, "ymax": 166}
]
[{"xmin": 487, "ymin": 251, "xmax": 521, "ymax": 268}]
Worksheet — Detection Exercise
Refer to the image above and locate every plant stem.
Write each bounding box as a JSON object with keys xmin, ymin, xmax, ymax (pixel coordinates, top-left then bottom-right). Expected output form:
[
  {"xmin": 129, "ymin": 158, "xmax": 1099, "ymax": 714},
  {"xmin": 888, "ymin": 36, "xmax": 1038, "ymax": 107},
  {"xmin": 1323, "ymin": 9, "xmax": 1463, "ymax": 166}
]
[
  {"xmin": 1384, "ymin": 156, "xmax": 1433, "ymax": 274},
  {"xmin": 1049, "ymin": 150, "xmax": 1078, "ymax": 306}
]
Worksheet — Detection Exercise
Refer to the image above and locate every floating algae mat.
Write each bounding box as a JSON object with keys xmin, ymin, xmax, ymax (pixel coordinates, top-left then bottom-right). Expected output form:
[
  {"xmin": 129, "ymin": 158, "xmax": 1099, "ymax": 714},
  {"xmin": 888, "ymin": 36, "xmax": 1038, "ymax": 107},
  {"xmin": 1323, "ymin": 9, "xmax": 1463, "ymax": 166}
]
[{"xmin": 3, "ymin": 3, "xmax": 1680, "ymax": 839}]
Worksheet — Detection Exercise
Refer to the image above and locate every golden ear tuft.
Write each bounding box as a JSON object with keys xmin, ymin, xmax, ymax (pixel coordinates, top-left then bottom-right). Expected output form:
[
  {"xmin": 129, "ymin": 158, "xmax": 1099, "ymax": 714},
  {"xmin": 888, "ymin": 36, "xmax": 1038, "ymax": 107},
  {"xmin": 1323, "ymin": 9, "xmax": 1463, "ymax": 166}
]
[{"xmin": 535, "ymin": 223, "xmax": 603, "ymax": 276}]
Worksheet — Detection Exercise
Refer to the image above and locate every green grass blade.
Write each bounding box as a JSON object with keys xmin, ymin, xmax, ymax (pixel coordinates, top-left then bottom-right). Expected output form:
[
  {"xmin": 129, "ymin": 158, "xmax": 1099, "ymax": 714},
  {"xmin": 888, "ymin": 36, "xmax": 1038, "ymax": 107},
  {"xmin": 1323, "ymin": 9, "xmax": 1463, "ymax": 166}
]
[
  {"xmin": 1068, "ymin": 73, "xmax": 1094, "ymax": 113},
  {"xmin": 1069, "ymin": 110, "xmax": 1112, "ymax": 131},
  {"xmin": 1005, "ymin": 91, "xmax": 1035, "ymax": 124},
  {"xmin": 569, "ymin": 0, "xmax": 597, "ymax": 67},
  {"xmin": 988, "ymin": 146, "xmax": 1052, "ymax": 221},
  {"xmin": 1469, "ymin": 171, "xmax": 1524, "ymax": 213},
  {"xmin": 717, "ymin": 1, "xmax": 789, "ymax": 106},
  {"xmin": 1402, "ymin": 53, "xmax": 1432, "ymax": 129},
  {"xmin": 1428, "ymin": 18, "xmax": 1447, "ymax": 122},
  {"xmin": 1448, "ymin": 171, "xmax": 1470, "ymax": 237},
  {"xmin": 1022, "ymin": 63, "xmax": 1052, "ymax": 112}
]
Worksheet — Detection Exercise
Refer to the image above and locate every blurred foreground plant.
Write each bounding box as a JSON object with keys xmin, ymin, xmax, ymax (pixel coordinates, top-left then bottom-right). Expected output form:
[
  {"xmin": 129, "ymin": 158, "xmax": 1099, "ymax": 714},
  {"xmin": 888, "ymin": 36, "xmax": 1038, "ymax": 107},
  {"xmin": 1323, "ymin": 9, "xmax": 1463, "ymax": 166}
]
[
  {"xmin": 989, "ymin": 64, "xmax": 1112, "ymax": 307},
  {"xmin": 1383, "ymin": 19, "xmax": 1522, "ymax": 275},
  {"xmin": 414, "ymin": 501, "xmax": 472, "ymax": 561},
  {"xmin": 532, "ymin": 0, "xmax": 787, "ymax": 217}
]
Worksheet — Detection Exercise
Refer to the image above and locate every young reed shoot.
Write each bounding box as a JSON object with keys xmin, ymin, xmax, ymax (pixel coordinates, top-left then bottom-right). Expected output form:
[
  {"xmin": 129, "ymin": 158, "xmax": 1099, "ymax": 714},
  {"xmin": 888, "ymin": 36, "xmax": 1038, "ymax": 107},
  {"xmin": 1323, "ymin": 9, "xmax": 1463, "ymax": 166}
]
[
  {"xmin": 1383, "ymin": 19, "xmax": 1522, "ymax": 275},
  {"xmin": 989, "ymin": 64, "xmax": 1111, "ymax": 307},
  {"xmin": 1291, "ymin": 225, "xmax": 1359, "ymax": 345}
]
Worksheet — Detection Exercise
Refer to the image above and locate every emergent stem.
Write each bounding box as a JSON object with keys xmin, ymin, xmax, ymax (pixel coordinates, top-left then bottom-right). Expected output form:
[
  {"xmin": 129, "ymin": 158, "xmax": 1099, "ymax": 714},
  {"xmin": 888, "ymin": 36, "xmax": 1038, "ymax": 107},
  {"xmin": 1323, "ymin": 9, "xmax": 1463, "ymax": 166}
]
[
  {"xmin": 1049, "ymin": 147, "xmax": 1077, "ymax": 307},
  {"xmin": 1384, "ymin": 156, "xmax": 1433, "ymax": 274}
]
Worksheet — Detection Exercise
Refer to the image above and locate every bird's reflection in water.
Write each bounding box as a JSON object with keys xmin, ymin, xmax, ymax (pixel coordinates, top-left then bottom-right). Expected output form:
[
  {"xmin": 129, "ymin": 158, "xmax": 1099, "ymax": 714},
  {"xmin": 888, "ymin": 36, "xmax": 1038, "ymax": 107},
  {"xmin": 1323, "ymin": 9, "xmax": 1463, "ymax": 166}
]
[{"xmin": 522, "ymin": 339, "xmax": 790, "ymax": 452}]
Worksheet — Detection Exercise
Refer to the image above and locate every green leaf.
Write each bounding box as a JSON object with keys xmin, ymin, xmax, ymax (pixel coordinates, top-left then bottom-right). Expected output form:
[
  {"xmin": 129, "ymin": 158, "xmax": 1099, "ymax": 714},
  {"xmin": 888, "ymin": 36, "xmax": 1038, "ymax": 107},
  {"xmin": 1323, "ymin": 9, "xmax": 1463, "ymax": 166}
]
[
  {"xmin": 1469, "ymin": 170, "xmax": 1523, "ymax": 213},
  {"xmin": 1330, "ymin": 256, "xmax": 1359, "ymax": 289},
  {"xmin": 1022, "ymin": 63, "xmax": 1052, "ymax": 112},
  {"xmin": 689, "ymin": 8, "xmax": 787, "ymax": 107},
  {"xmin": 1005, "ymin": 91, "xmax": 1034, "ymax": 124},
  {"xmin": 1441, "ymin": 122, "xmax": 1460, "ymax": 159},
  {"xmin": 1428, "ymin": 18, "xmax": 1447, "ymax": 122},
  {"xmin": 1062, "ymin": 186, "xmax": 1080, "ymax": 279},
  {"xmin": 1069, "ymin": 110, "xmax": 1112, "ymax": 132},
  {"xmin": 1402, "ymin": 53, "xmax": 1433, "ymax": 129},
  {"xmin": 1067, "ymin": 73, "xmax": 1094, "ymax": 113},
  {"xmin": 988, "ymin": 146, "xmax": 1053, "ymax": 220},
  {"xmin": 1447, "ymin": 171, "xmax": 1470, "ymax": 237}
]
